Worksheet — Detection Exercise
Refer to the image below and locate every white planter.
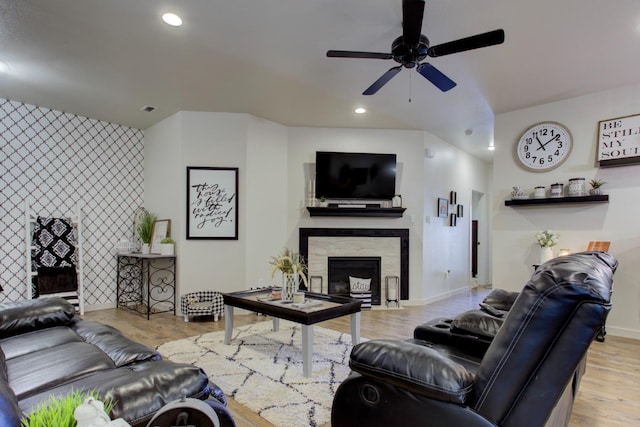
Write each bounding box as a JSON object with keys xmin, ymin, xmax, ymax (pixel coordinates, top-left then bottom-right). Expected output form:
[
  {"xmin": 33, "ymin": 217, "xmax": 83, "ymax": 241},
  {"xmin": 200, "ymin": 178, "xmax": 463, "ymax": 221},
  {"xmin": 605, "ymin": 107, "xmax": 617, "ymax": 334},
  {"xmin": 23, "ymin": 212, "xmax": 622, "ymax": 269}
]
[
  {"xmin": 539, "ymin": 247, "xmax": 554, "ymax": 264},
  {"xmin": 160, "ymin": 243, "xmax": 175, "ymax": 256},
  {"xmin": 141, "ymin": 243, "xmax": 150, "ymax": 254}
]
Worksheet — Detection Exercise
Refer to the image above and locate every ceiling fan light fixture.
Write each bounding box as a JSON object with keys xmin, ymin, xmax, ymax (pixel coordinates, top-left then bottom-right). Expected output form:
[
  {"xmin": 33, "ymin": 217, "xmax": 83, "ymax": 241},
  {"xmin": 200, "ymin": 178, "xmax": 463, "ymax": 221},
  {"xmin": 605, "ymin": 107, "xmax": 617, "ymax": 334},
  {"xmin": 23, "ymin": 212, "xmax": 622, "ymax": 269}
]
[{"xmin": 162, "ymin": 13, "xmax": 183, "ymax": 27}]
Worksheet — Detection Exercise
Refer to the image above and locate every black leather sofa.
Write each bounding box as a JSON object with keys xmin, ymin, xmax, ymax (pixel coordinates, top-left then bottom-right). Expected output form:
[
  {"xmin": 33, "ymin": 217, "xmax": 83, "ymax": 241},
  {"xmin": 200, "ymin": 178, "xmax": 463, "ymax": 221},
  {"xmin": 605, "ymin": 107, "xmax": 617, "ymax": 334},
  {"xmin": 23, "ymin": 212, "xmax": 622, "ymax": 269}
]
[
  {"xmin": 0, "ymin": 297, "xmax": 235, "ymax": 427},
  {"xmin": 331, "ymin": 251, "xmax": 617, "ymax": 427}
]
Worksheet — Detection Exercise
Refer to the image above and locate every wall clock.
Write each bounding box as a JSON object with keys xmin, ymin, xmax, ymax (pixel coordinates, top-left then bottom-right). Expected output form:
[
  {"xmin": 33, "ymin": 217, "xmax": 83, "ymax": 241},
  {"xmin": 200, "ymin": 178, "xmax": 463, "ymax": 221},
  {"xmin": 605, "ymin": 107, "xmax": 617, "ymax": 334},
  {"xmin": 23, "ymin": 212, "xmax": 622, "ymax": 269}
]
[{"xmin": 515, "ymin": 122, "xmax": 572, "ymax": 172}]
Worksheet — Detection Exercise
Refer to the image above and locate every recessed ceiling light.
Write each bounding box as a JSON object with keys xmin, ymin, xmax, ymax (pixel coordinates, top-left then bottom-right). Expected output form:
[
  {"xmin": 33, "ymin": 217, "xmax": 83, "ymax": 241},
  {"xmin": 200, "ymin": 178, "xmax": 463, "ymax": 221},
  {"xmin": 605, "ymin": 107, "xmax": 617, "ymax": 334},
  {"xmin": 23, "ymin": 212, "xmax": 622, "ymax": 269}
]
[
  {"xmin": 140, "ymin": 105, "xmax": 156, "ymax": 113},
  {"xmin": 162, "ymin": 13, "xmax": 183, "ymax": 27},
  {"xmin": 354, "ymin": 107, "xmax": 366, "ymax": 114}
]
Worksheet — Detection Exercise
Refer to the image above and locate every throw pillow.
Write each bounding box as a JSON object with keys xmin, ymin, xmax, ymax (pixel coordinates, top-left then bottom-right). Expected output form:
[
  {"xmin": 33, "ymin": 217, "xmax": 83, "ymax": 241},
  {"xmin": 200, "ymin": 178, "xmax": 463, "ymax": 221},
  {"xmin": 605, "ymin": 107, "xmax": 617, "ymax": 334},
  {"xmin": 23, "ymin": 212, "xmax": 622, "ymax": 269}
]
[{"xmin": 349, "ymin": 276, "xmax": 371, "ymax": 292}]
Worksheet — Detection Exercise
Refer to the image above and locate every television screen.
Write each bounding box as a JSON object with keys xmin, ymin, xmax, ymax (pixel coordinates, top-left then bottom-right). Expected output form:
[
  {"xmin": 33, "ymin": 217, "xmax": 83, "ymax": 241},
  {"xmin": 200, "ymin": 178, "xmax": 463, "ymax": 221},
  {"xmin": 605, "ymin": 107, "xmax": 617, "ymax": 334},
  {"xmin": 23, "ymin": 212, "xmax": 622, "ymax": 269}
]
[{"xmin": 315, "ymin": 151, "xmax": 396, "ymax": 199}]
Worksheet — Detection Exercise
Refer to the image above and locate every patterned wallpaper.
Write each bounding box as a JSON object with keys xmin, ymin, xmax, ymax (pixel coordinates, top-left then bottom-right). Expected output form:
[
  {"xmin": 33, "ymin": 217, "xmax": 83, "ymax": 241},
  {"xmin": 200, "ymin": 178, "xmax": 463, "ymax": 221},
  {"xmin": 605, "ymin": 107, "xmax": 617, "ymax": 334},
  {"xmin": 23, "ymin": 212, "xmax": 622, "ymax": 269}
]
[{"xmin": 0, "ymin": 99, "xmax": 144, "ymax": 306}]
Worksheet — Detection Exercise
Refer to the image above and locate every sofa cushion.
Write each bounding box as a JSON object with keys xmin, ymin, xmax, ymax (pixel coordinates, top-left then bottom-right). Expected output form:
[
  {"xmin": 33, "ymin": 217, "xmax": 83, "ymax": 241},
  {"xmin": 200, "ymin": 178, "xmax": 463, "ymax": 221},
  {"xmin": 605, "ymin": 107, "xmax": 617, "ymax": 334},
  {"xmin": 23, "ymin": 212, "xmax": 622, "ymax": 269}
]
[
  {"xmin": 7, "ymin": 341, "xmax": 115, "ymax": 400},
  {"xmin": 70, "ymin": 320, "xmax": 160, "ymax": 366},
  {"xmin": 481, "ymin": 289, "xmax": 519, "ymax": 311},
  {"xmin": 451, "ymin": 309, "xmax": 504, "ymax": 340},
  {"xmin": 0, "ymin": 297, "xmax": 75, "ymax": 338},
  {"xmin": 0, "ymin": 326, "xmax": 83, "ymax": 360}
]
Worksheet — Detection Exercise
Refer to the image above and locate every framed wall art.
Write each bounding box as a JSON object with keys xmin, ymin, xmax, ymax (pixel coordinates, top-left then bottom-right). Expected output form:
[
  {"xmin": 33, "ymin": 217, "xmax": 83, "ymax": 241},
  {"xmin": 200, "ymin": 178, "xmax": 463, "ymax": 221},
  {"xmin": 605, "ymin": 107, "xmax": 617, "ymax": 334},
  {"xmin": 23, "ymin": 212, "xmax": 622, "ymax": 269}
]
[
  {"xmin": 449, "ymin": 191, "xmax": 457, "ymax": 205},
  {"xmin": 450, "ymin": 213, "xmax": 457, "ymax": 227},
  {"xmin": 457, "ymin": 205, "xmax": 463, "ymax": 218},
  {"xmin": 598, "ymin": 113, "xmax": 640, "ymax": 167},
  {"xmin": 187, "ymin": 167, "xmax": 239, "ymax": 240},
  {"xmin": 438, "ymin": 198, "xmax": 448, "ymax": 218},
  {"xmin": 150, "ymin": 219, "xmax": 171, "ymax": 254}
]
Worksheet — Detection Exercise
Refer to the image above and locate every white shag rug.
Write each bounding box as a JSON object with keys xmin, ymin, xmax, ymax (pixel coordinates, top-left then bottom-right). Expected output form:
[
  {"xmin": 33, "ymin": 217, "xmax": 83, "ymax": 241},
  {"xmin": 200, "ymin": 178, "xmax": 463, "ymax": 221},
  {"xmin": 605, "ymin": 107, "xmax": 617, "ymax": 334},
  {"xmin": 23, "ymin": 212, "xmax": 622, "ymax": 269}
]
[{"xmin": 157, "ymin": 321, "xmax": 364, "ymax": 427}]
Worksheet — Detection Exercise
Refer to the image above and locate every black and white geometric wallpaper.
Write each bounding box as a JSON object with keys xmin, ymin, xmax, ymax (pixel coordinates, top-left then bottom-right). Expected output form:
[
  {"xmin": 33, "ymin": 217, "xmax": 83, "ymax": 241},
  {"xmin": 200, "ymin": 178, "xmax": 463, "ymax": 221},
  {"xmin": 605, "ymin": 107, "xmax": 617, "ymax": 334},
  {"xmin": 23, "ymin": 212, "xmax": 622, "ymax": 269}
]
[{"xmin": 0, "ymin": 98, "xmax": 144, "ymax": 307}]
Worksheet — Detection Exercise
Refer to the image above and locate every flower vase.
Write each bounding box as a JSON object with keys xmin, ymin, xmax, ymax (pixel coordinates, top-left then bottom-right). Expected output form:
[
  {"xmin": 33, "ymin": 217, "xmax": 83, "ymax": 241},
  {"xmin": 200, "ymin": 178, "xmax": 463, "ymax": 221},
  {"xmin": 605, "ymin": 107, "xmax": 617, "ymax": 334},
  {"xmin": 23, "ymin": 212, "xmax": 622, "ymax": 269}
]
[
  {"xmin": 282, "ymin": 273, "xmax": 299, "ymax": 302},
  {"xmin": 539, "ymin": 247, "xmax": 554, "ymax": 264}
]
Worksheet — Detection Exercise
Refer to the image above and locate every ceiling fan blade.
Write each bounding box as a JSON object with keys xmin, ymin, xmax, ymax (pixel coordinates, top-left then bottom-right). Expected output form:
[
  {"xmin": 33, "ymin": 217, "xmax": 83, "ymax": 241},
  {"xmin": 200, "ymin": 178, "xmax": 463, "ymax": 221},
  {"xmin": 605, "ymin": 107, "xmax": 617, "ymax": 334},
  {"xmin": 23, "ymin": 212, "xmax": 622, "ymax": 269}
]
[
  {"xmin": 416, "ymin": 63, "xmax": 456, "ymax": 92},
  {"xmin": 427, "ymin": 29, "xmax": 505, "ymax": 57},
  {"xmin": 363, "ymin": 66, "xmax": 403, "ymax": 95},
  {"xmin": 402, "ymin": 0, "xmax": 426, "ymax": 47},
  {"xmin": 327, "ymin": 50, "xmax": 393, "ymax": 59}
]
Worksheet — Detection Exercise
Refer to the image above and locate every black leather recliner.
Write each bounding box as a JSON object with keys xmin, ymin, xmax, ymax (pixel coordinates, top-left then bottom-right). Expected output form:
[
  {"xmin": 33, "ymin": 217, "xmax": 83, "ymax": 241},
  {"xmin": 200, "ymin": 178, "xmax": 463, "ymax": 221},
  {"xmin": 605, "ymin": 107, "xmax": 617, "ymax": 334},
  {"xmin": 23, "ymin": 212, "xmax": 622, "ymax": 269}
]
[{"xmin": 331, "ymin": 251, "xmax": 617, "ymax": 427}]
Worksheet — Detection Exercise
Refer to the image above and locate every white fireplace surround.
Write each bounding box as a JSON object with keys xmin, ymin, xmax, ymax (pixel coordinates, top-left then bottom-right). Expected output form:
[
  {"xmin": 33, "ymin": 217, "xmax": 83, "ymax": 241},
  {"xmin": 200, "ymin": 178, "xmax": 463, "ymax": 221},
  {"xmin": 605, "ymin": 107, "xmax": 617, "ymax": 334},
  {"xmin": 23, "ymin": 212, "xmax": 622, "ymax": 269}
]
[
  {"xmin": 299, "ymin": 228, "xmax": 409, "ymax": 303},
  {"xmin": 308, "ymin": 237, "xmax": 400, "ymax": 303}
]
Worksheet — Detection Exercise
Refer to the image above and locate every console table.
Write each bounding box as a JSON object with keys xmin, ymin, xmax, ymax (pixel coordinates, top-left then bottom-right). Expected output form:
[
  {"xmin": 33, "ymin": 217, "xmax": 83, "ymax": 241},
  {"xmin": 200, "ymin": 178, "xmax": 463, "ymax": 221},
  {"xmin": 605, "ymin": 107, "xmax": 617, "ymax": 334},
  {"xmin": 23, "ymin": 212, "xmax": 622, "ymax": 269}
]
[{"xmin": 116, "ymin": 253, "xmax": 176, "ymax": 319}]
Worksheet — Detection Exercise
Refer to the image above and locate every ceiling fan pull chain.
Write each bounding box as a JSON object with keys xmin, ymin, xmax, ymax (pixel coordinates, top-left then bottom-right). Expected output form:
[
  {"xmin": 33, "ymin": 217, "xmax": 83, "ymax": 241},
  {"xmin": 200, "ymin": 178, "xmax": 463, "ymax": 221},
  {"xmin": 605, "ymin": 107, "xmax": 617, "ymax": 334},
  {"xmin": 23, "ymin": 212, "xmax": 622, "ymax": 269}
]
[{"xmin": 408, "ymin": 70, "xmax": 412, "ymax": 103}]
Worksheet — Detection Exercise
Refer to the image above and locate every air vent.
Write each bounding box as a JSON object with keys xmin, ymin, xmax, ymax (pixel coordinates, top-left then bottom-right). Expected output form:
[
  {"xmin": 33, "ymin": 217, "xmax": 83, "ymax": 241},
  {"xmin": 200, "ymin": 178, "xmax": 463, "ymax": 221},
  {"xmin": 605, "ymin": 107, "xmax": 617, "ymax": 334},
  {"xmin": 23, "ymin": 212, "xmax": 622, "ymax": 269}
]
[{"xmin": 140, "ymin": 105, "xmax": 156, "ymax": 112}]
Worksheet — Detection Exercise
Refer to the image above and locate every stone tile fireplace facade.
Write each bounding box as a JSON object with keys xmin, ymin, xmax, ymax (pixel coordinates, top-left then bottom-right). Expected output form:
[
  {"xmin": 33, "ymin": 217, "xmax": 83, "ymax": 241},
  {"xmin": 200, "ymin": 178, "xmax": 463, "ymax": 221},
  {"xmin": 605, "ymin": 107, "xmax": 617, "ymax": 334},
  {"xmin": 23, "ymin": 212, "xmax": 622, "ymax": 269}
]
[{"xmin": 299, "ymin": 228, "xmax": 409, "ymax": 303}]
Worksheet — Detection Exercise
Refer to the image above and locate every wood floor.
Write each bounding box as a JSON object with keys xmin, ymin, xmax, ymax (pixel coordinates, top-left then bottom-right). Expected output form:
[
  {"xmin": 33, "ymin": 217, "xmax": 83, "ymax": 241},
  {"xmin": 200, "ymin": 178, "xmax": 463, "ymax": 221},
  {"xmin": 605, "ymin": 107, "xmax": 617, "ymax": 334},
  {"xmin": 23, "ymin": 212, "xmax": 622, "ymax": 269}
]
[{"xmin": 81, "ymin": 288, "xmax": 640, "ymax": 427}]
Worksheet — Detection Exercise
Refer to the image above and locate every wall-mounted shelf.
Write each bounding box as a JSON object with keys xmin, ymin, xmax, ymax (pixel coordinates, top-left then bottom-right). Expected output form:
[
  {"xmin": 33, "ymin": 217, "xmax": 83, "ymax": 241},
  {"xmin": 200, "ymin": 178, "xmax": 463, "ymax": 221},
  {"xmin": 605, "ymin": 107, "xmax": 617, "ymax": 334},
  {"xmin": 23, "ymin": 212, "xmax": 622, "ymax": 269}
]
[
  {"xmin": 306, "ymin": 207, "xmax": 406, "ymax": 218},
  {"xmin": 505, "ymin": 195, "xmax": 609, "ymax": 207}
]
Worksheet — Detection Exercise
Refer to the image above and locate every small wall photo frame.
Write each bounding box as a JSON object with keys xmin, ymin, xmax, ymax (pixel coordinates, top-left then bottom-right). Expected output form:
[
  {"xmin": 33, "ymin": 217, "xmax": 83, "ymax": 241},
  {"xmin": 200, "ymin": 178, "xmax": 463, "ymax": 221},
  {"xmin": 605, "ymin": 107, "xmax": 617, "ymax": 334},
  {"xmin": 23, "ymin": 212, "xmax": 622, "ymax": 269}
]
[
  {"xmin": 150, "ymin": 219, "xmax": 171, "ymax": 254},
  {"xmin": 449, "ymin": 191, "xmax": 457, "ymax": 205},
  {"xmin": 187, "ymin": 166, "xmax": 239, "ymax": 240},
  {"xmin": 438, "ymin": 198, "xmax": 448, "ymax": 218},
  {"xmin": 457, "ymin": 205, "xmax": 463, "ymax": 218},
  {"xmin": 450, "ymin": 213, "xmax": 457, "ymax": 227}
]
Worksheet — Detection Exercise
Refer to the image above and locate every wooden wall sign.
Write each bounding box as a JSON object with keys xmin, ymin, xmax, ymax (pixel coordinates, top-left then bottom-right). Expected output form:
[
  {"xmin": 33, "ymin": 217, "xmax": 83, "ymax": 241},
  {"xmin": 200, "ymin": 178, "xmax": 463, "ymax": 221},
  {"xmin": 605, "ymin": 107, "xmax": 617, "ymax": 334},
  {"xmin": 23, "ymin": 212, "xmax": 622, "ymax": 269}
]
[{"xmin": 598, "ymin": 113, "xmax": 640, "ymax": 167}]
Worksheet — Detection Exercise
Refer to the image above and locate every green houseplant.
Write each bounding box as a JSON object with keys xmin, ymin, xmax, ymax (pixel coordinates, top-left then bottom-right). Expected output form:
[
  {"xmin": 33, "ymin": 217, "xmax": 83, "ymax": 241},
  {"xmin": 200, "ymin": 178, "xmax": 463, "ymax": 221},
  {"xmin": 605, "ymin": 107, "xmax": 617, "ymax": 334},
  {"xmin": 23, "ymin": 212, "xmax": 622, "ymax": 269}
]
[
  {"xmin": 160, "ymin": 237, "xmax": 175, "ymax": 256},
  {"xmin": 136, "ymin": 211, "xmax": 157, "ymax": 253},
  {"xmin": 21, "ymin": 389, "xmax": 115, "ymax": 427},
  {"xmin": 589, "ymin": 179, "xmax": 606, "ymax": 195}
]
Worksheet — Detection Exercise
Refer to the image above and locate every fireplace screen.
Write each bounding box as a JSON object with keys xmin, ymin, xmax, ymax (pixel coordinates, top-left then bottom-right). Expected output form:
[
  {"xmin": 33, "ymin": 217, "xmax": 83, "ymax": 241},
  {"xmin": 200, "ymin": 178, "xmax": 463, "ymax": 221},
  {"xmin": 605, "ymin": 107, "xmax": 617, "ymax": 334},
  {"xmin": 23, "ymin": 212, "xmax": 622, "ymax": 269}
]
[{"xmin": 328, "ymin": 256, "xmax": 381, "ymax": 305}]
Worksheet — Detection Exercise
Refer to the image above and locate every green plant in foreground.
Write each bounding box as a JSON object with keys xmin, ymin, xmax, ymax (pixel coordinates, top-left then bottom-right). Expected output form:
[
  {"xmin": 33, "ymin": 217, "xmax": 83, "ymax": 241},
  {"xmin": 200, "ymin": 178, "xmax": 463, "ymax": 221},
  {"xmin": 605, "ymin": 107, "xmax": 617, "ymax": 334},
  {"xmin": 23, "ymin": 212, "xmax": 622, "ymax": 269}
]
[{"xmin": 21, "ymin": 389, "xmax": 115, "ymax": 427}]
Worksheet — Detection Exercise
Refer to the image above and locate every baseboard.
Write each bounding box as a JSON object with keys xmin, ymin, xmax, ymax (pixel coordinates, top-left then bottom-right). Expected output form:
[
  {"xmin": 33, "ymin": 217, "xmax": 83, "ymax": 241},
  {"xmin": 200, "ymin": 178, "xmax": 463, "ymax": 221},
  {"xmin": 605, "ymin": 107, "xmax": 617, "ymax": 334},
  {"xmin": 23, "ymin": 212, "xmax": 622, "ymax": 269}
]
[
  {"xmin": 605, "ymin": 326, "xmax": 640, "ymax": 340},
  {"xmin": 84, "ymin": 302, "xmax": 117, "ymax": 312},
  {"xmin": 402, "ymin": 287, "xmax": 470, "ymax": 307}
]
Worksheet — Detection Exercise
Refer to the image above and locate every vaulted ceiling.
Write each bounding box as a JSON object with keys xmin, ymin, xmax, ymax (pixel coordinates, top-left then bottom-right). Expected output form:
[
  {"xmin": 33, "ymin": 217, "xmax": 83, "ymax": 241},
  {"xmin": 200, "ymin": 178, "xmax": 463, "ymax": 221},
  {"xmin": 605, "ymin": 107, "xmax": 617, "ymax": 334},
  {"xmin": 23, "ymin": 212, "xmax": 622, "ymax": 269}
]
[{"xmin": 1, "ymin": 0, "xmax": 639, "ymax": 162}]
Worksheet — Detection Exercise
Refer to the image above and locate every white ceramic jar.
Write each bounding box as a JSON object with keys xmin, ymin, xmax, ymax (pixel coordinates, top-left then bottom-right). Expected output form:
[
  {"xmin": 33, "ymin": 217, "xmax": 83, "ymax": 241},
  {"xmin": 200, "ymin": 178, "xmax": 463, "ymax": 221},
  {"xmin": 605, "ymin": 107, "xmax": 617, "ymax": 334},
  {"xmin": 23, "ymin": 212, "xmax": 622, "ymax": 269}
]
[
  {"xmin": 550, "ymin": 183, "xmax": 564, "ymax": 198},
  {"xmin": 568, "ymin": 178, "xmax": 586, "ymax": 197}
]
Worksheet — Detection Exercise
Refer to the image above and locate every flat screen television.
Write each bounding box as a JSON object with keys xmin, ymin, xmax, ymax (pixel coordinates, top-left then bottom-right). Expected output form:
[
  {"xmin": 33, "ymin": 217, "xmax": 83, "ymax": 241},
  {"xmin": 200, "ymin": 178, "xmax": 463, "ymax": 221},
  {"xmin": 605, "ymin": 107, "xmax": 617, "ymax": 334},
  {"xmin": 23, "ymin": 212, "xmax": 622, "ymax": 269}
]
[{"xmin": 315, "ymin": 151, "xmax": 397, "ymax": 199}]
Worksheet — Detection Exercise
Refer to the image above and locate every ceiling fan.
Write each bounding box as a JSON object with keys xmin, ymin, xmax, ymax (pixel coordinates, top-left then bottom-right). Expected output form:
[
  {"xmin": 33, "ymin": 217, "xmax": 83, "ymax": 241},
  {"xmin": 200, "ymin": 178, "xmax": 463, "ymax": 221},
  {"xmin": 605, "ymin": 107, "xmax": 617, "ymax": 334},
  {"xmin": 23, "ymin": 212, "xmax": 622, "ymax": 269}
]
[{"xmin": 326, "ymin": 0, "xmax": 505, "ymax": 95}]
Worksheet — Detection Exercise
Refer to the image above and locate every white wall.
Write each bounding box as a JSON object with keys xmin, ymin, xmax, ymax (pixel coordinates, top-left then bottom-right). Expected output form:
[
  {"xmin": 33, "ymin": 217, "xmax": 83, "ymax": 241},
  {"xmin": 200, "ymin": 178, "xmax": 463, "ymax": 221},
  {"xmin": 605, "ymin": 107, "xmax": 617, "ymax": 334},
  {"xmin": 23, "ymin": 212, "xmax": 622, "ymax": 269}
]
[
  {"xmin": 493, "ymin": 82, "xmax": 640, "ymax": 339},
  {"xmin": 286, "ymin": 127, "xmax": 489, "ymax": 304},
  {"xmin": 423, "ymin": 133, "xmax": 492, "ymax": 302},
  {"xmin": 144, "ymin": 112, "xmax": 288, "ymax": 296},
  {"xmin": 144, "ymin": 114, "xmax": 491, "ymax": 308}
]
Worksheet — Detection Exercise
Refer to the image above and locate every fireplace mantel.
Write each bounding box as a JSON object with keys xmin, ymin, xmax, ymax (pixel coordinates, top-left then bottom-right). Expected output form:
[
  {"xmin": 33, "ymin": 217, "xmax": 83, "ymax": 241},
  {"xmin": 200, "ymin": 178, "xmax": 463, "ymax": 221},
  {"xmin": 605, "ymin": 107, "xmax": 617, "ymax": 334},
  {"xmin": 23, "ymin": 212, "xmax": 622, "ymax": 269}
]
[{"xmin": 299, "ymin": 228, "xmax": 409, "ymax": 300}]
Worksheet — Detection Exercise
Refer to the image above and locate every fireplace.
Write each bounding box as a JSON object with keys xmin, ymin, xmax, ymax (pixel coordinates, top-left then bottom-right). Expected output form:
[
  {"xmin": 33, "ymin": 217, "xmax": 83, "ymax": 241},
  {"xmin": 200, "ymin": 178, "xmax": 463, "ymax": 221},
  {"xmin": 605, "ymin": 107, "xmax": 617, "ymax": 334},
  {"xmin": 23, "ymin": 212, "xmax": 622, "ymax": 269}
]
[
  {"xmin": 299, "ymin": 228, "xmax": 409, "ymax": 300},
  {"xmin": 328, "ymin": 257, "xmax": 381, "ymax": 305}
]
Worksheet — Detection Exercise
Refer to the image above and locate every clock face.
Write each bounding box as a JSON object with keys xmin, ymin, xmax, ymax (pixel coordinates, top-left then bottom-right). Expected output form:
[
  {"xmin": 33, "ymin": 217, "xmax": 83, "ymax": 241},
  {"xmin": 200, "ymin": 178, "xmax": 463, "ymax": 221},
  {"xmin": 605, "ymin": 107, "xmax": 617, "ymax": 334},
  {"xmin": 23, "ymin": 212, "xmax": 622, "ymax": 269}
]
[{"xmin": 516, "ymin": 122, "xmax": 572, "ymax": 171}]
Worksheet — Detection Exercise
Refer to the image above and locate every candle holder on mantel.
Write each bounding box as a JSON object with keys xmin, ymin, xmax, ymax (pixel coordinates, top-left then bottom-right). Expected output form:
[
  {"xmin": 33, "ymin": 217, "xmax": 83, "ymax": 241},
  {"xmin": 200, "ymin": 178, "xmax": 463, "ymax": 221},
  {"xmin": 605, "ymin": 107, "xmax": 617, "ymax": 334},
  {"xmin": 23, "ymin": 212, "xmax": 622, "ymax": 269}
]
[{"xmin": 385, "ymin": 276, "xmax": 400, "ymax": 308}]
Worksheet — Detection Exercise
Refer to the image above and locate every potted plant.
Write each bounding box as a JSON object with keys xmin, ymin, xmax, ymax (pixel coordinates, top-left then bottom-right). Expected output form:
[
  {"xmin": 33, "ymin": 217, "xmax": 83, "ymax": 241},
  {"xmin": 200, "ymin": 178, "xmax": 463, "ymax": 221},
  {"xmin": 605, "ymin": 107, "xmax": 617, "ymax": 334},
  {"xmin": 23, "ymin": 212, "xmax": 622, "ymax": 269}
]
[
  {"xmin": 589, "ymin": 179, "xmax": 606, "ymax": 196},
  {"xmin": 270, "ymin": 248, "xmax": 308, "ymax": 299},
  {"xmin": 136, "ymin": 211, "xmax": 157, "ymax": 254},
  {"xmin": 160, "ymin": 237, "xmax": 175, "ymax": 256},
  {"xmin": 318, "ymin": 196, "xmax": 328, "ymax": 208}
]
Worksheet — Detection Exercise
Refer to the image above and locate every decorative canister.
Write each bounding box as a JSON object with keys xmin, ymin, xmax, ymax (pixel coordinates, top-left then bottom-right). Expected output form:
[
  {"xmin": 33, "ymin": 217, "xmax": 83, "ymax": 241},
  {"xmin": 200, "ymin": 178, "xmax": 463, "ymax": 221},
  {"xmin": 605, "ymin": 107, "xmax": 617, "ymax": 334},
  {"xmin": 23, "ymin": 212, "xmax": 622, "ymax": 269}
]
[
  {"xmin": 568, "ymin": 178, "xmax": 586, "ymax": 197},
  {"xmin": 550, "ymin": 183, "xmax": 564, "ymax": 198},
  {"xmin": 534, "ymin": 186, "xmax": 546, "ymax": 198}
]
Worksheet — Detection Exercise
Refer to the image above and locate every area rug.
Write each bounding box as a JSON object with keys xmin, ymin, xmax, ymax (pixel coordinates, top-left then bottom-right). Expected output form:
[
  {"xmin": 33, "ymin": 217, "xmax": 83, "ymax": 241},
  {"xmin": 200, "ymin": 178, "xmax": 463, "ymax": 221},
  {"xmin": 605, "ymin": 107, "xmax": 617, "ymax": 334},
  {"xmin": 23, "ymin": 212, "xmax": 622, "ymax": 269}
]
[{"xmin": 157, "ymin": 321, "xmax": 365, "ymax": 427}]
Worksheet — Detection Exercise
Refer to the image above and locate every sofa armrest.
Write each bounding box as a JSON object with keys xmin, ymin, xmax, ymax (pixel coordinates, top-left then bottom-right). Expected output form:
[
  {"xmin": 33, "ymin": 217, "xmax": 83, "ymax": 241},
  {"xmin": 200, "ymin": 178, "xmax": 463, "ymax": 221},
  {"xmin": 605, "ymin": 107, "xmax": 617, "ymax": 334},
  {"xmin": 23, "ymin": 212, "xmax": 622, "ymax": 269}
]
[
  {"xmin": 349, "ymin": 339, "xmax": 474, "ymax": 404},
  {"xmin": 0, "ymin": 297, "xmax": 75, "ymax": 338}
]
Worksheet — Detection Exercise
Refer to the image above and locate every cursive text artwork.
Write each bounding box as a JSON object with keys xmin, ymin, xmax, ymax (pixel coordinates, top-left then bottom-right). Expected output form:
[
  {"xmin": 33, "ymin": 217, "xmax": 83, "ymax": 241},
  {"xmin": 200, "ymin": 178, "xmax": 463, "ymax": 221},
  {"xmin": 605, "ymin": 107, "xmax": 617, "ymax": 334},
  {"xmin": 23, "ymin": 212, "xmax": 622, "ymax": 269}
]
[{"xmin": 191, "ymin": 183, "xmax": 236, "ymax": 229}]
